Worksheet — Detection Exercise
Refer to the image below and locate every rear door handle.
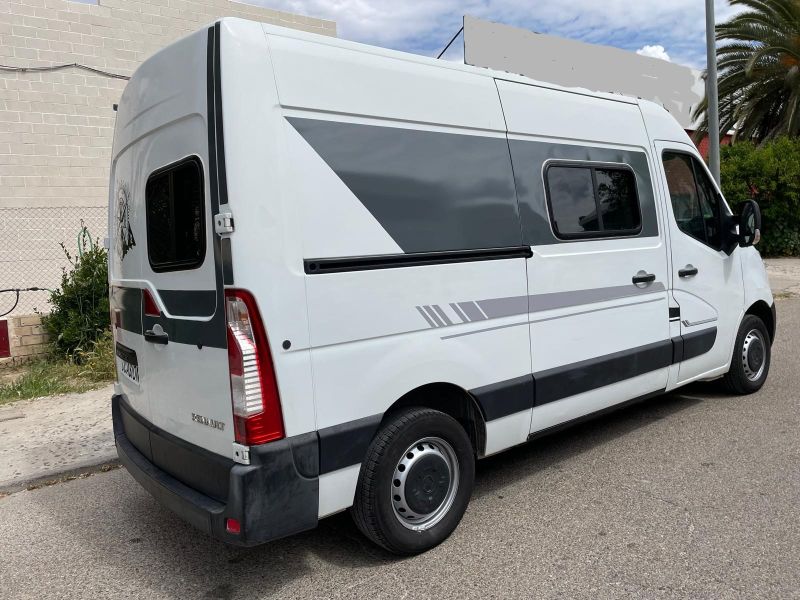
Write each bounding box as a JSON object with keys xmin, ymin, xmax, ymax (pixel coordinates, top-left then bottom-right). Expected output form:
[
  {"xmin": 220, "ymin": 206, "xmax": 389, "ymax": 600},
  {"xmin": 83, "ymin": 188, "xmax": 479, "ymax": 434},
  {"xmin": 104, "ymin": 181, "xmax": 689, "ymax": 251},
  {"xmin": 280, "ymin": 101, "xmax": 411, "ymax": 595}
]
[
  {"xmin": 632, "ymin": 272, "xmax": 656, "ymax": 285},
  {"xmin": 678, "ymin": 265, "xmax": 699, "ymax": 278},
  {"xmin": 144, "ymin": 329, "xmax": 169, "ymax": 345}
]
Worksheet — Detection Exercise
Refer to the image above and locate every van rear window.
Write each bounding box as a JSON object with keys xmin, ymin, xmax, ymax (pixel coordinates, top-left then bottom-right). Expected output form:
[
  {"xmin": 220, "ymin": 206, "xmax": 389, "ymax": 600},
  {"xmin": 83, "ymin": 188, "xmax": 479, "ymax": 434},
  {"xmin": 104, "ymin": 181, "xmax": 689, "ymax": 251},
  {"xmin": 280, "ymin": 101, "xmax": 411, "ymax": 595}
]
[
  {"xmin": 145, "ymin": 157, "xmax": 205, "ymax": 272},
  {"xmin": 545, "ymin": 163, "xmax": 641, "ymax": 239}
]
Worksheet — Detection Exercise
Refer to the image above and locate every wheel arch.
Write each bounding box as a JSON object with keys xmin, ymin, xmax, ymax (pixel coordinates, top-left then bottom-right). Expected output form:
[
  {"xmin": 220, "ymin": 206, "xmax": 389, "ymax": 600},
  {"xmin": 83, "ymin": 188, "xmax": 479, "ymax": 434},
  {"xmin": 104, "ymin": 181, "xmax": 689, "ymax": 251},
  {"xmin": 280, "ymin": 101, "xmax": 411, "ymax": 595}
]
[
  {"xmin": 382, "ymin": 382, "xmax": 487, "ymax": 457},
  {"xmin": 745, "ymin": 300, "xmax": 775, "ymax": 344}
]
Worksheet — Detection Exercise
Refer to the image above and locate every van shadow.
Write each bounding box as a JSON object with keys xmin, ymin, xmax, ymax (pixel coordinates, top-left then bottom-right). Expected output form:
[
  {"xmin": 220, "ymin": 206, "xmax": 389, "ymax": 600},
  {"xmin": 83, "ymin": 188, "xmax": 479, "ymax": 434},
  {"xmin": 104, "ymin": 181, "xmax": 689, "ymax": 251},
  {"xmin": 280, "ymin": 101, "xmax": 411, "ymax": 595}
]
[
  {"xmin": 472, "ymin": 390, "xmax": 704, "ymax": 501},
  {"xmin": 34, "ymin": 391, "xmax": 704, "ymax": 598}
]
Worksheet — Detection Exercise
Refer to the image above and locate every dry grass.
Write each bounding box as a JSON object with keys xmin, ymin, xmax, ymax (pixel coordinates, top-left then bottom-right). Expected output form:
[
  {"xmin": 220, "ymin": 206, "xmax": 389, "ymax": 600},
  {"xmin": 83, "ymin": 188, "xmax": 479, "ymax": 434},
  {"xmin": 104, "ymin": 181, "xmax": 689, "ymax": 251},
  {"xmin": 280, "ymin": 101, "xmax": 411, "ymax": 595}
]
[{"xmin": 0, "ymin": 331, "xmax": 114, "ymax": 405}]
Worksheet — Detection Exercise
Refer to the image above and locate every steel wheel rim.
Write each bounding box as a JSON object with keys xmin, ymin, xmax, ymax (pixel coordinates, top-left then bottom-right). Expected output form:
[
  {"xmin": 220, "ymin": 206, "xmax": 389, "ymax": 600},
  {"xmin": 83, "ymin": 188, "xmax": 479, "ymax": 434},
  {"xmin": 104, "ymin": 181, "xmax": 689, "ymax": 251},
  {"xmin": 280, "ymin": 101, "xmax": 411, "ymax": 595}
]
[
  {"xmin": 391, "ymin": 436, "xmax": 460, "ymax": 531},
  {"xmin": 741, "ymin": 328, "xmax": 766, "ymax": 382}
]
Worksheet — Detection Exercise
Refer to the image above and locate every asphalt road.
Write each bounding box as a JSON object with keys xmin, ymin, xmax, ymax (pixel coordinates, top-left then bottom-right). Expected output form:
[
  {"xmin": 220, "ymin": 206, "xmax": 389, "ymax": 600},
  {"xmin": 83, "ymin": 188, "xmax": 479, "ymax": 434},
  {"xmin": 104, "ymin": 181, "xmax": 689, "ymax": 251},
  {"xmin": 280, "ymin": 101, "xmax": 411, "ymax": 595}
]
[{"xmin": 2, "ymin": 301, "xmax": 799, "ymax": 600}]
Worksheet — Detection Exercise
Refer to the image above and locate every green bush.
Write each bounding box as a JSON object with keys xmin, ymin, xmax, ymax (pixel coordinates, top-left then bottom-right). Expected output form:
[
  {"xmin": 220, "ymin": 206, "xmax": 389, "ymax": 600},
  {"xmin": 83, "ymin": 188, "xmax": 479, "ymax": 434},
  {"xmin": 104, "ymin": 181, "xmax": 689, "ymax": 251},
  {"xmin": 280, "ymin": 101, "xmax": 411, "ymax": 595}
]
[
  {"xmin": 720, "ymin": 137, "xmax": 800, "ymax": 256},
  {"xmin": 76, "ymin": 329, "xmax": 116, "ymax": 382},
  {"xmin": 44, "ymin": 233, "xmax": 110, "ymax": 360}
]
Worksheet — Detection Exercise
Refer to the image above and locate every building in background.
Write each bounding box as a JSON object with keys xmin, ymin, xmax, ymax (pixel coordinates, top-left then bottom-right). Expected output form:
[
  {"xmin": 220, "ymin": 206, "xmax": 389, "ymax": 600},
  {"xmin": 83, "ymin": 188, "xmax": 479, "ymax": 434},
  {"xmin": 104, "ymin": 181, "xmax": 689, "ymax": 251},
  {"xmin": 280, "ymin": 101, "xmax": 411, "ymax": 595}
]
[
  {"xmin": 462, "ymin": 15, "xmax": 730, "ymax": 152},
  {"xmin": 0, "ymin": 0, "xmax": 334, "ymax": 363}
]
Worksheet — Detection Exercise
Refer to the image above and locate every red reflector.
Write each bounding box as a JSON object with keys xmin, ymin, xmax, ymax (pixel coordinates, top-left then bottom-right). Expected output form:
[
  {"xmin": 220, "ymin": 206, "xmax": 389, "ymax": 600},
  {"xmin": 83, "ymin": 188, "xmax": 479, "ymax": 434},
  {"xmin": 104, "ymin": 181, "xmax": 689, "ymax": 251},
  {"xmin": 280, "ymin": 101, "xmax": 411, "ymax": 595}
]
[
  {"xmin": 143, "ymin": 289, "xmax": 161, "ymax": 317},
  {"xmin": 112, "ymin": 309, "xmax": 122, "ymax": 329},
  {"xmin": 225, "ymin": 518, "xmax": 241, "ymax": 534}
]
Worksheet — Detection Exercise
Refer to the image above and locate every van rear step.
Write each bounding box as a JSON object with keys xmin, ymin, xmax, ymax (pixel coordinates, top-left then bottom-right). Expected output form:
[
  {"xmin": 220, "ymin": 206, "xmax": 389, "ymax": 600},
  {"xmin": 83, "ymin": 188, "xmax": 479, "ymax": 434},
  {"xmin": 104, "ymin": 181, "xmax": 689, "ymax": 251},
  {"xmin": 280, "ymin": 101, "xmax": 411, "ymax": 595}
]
[{"xmin": 112, "ymin": 395, "xmax": 319, "ymax": 546}]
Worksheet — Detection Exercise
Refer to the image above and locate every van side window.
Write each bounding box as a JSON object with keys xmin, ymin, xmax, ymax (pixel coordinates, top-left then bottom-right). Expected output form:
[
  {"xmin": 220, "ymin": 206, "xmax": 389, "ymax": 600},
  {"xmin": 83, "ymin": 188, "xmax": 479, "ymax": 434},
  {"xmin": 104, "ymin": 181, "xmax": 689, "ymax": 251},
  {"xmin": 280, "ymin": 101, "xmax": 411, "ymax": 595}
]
[
  {"xmin": 662, "ymin": 152, "xmax": 721, "ymax": 249},
  {"xmin": 145, "ymin": 157, "xmax": 205, "ymax": 272},
  {"xmin": 545, "ymin": 164, "xmax": 641, "ymax": 239}
]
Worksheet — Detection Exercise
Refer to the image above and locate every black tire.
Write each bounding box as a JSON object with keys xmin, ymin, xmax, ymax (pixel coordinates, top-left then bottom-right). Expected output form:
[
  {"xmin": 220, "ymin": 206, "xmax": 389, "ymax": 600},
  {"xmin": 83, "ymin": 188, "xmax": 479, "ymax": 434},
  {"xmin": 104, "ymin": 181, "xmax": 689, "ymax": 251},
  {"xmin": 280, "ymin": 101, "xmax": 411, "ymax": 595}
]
[
  {"xmin": 722, "ymin": 314, "xmax": 771, "ymax": 395},
  {"xmin": 350, "ymin": 407, "xmax": 475, "ymax": 555}
]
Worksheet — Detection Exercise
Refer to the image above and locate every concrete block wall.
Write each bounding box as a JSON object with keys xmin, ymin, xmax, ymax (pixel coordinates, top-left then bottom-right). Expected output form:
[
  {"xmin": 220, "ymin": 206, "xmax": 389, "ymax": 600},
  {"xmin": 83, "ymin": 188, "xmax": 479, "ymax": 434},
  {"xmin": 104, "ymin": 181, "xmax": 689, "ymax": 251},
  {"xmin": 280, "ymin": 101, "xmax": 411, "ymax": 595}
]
[
  {"xmin": 1, "ymin": 313, "xmax": 49, "ymax": 367},
  {"xmin": 0, "ymin": 0, "xmax": 336, "ymax": 211},
  {"xmin": 0, "ymin": 0, "xmax": 335, "ymax": 318}
]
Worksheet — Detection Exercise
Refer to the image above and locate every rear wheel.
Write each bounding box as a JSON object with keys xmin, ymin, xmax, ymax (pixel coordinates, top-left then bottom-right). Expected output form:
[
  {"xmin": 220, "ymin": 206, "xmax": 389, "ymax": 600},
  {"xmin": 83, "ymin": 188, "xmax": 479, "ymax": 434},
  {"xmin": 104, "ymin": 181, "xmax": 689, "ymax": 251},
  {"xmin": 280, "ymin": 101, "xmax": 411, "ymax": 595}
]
[
  {"xmin": 722, "ymin": 314, "xmax": 771, "ymax": 394},
  {"xmin": 350, "ymin": 407, "xmax": 475, "ymax": 555}
]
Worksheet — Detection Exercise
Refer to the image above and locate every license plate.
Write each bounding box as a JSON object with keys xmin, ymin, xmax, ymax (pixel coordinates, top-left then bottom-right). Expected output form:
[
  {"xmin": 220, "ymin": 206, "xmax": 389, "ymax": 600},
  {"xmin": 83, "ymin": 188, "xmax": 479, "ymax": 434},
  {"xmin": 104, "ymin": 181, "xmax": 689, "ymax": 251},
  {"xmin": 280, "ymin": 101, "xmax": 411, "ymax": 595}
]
[{"xmin": 115, "ymin": 342, "xmax": 140, "ymax": 386}]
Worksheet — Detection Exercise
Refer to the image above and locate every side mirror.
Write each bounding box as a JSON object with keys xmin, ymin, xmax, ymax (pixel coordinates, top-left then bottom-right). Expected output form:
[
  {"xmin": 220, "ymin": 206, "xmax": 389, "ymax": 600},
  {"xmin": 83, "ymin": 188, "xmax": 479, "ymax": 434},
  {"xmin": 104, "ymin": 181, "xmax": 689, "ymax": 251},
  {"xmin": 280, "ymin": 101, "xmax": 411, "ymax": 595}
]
[{"xmin": 739, "ymin": 200, "xmax": 762, "ymax": 248}]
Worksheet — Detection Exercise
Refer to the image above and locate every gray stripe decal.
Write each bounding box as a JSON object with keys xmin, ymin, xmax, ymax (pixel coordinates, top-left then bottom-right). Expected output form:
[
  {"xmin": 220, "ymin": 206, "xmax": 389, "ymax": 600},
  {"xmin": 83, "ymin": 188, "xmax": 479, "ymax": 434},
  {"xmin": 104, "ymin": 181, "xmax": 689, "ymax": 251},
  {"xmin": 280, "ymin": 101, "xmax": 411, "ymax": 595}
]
[
  {"xmin": 530, "ymin": 282, "xmax": 665, "ymax": 312},
  {"xmin": 477, "ymin": 295, "xmax": 528, "ymax": 319},
  {"xmin": 158, "ymin": 289, "xmax": 216, "ymax": 317},
  {"xmin": 416, "ymin": 306, "xmax": 436, "ymax": 328},
  {"xmin": 432, "ymin": 305, "xmax": 453, "ymax": 326},
  {"xmin": 450, "ymin": 302, "xmax": 470, "ymax": 323},
  {"xmin": 441, "ymin": 297, "xmax": 665, "ymax": 340},
  {"xmin": 441, "ymin": 320, "xmax": 528, "ymax": 340},
  {"xmin": 420, "ymin": 283, "xmax": 666, "ymax": 330},
  {"xmin": 530, "ymin": 296, "xmax": 664, "ymax": 324},
  {"xmin": 286, "ymin": 117, "xmax": 521, "ymax": 254},
  {"xmin": 458, "ymin": 302, "xmax": 487, "ymax": 322},
  {"xmin": 423, "ymin": 305, "xmax": 445, "ymax": 327},
  {"xmin": 681, "ymin": 317, "xmax": 717, "ymax": 327}
]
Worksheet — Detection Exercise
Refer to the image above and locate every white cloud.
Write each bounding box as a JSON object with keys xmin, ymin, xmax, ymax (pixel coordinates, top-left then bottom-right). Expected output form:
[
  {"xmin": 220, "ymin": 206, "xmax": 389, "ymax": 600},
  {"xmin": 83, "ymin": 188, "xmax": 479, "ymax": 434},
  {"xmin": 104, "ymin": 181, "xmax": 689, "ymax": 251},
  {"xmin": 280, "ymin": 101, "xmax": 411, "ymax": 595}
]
[
  {"xmin": 245, "ymin": 0, "xmax": 746, "ymax": 68},
  {"xmin": 636, "ymin": 44, "xmax": 671, "ymax": 62}
]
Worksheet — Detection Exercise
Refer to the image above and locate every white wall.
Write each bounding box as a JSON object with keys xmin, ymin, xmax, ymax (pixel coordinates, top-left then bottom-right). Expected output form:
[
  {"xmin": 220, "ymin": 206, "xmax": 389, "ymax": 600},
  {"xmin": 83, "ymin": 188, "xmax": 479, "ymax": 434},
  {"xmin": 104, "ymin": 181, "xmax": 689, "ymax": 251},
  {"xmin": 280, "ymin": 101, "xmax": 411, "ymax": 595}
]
[{"xmin": 0, "ymin": 0, "xmax": 336, "ymax": 210}]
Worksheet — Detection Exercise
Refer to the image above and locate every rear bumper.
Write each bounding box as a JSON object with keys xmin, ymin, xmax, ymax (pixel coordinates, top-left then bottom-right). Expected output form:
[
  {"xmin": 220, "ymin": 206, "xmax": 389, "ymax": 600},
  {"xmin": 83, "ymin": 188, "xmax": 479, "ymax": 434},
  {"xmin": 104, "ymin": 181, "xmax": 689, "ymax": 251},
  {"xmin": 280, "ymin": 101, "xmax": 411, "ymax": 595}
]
[{"xmin": 112, "ymin": 395, "xmax": 319, "ymax": 546}]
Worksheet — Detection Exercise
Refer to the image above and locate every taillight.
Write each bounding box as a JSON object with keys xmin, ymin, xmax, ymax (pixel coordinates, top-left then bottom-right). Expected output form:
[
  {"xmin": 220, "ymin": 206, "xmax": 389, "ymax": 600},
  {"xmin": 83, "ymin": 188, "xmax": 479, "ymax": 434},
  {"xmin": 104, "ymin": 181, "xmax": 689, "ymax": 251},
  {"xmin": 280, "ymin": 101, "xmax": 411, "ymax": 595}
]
[
  {"xmin": 143, "ymin": 289, "xmax": 161, "ymax": 317},
  {"xmin": 225, "ymin": 289, "xmax": 284, "ymax": 445}
]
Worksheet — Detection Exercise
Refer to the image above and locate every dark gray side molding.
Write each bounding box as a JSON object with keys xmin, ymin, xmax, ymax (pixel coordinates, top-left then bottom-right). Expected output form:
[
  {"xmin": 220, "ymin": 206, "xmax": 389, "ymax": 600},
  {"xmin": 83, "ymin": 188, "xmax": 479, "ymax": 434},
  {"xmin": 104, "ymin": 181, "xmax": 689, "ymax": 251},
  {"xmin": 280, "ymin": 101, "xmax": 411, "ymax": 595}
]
[
  {"xmin": 305, "ymin": 246, "xmax": 532, "ymax": 274},
  {"xmin": 470, "ymin": 327, "xmax": 717, "ymax": 421},
  {"xmin": 470, "ymin": 375, "xmax": 534, "ymax": 421},
  {"xmin": 317, "ymin": 414, "xmax": 382, "ymax": 475}
]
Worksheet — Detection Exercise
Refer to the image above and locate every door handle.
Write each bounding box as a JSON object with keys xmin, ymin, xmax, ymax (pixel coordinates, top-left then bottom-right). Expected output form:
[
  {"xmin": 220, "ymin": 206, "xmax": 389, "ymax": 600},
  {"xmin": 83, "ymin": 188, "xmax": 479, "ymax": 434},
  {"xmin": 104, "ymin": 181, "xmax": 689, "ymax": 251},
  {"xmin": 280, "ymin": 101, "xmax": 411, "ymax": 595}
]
[
  {"xmin": 144, "ymin": 329, "xmax": 169, "ymax": 345},
  {"xmin": 632, "ymin": 272, "xmax": 656, "ymax": 285},
  {"xmin": 678, "ymin": 265, "xmax": 699, "ymax": 278}
]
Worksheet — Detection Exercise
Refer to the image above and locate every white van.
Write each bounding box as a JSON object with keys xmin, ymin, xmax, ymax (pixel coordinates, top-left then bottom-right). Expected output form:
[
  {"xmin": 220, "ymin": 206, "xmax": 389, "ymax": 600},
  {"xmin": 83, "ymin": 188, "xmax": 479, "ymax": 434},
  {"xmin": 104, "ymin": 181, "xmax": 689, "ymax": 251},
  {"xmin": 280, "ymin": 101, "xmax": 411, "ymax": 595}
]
[{"xmin": 109, "ymin": 19, "xmax": 775, "ymax": 554}]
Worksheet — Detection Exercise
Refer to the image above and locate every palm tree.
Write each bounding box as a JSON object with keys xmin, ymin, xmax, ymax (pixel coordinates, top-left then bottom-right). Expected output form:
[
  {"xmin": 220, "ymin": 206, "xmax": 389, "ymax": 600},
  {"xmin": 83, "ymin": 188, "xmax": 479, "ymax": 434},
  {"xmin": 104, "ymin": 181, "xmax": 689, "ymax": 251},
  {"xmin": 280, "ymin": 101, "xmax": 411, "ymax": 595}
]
[{"xmin": 693, "ymin": 0, "xmax": 800, "ymax": 143}]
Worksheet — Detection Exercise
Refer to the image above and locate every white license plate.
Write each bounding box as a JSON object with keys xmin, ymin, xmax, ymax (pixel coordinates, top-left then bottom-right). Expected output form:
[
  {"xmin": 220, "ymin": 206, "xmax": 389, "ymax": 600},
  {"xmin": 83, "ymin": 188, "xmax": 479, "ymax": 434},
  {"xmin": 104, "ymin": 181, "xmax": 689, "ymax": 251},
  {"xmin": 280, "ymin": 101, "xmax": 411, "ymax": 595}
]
[{"xmin": 115, "ymin": 343, "xmax": 140, "ymax": 386}]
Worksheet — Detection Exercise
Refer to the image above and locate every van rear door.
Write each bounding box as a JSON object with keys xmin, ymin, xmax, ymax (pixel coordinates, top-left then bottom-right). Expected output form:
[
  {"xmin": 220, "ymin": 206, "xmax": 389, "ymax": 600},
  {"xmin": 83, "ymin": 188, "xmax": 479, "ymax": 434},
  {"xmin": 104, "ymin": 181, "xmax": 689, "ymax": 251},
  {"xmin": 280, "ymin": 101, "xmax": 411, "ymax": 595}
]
[{"xmin": 109, "ymin": 26, "xmax": 233, "ymax": 459}]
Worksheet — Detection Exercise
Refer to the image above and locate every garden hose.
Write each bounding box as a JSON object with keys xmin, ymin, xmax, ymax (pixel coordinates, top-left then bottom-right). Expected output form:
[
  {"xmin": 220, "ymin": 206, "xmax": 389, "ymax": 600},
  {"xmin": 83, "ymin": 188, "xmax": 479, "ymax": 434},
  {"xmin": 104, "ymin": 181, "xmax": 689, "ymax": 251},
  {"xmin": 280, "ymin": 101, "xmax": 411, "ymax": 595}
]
[
  {"xmin": 0, "ymin": 288, "xmax": 54, "ymax": 318},
  {"xmin": 77, "ymin": 224, "xmax": 93, "ymax": 257},
  {"xmin": 3, "ymin": 224, "xmax": 95, "ymax": 318}
]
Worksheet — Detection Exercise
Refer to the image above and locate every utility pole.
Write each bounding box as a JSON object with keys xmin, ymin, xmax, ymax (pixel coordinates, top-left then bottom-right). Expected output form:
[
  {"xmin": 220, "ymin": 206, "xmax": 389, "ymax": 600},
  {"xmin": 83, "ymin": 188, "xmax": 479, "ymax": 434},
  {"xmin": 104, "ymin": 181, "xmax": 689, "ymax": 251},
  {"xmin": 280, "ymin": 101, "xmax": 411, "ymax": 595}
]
[{"xmin": 705, "ymin": 0, "xmax": 721, "ymax": 185}]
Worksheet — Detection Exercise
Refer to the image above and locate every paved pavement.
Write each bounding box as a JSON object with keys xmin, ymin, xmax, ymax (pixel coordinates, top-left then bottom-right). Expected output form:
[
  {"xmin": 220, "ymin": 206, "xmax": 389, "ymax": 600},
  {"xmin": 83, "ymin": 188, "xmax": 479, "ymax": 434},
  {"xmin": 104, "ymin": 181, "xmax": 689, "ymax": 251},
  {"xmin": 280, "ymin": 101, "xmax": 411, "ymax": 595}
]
[
  {"xmin": 764, "ymin": 258, "xmax": 800, "ymax": 298},
  {"xmin": 1, "ymin": 299, "xmax": 798, "ymax": 599},
  {"xmin": 0, "ymin": 385, "xmax": 114, "ymax": 491}
]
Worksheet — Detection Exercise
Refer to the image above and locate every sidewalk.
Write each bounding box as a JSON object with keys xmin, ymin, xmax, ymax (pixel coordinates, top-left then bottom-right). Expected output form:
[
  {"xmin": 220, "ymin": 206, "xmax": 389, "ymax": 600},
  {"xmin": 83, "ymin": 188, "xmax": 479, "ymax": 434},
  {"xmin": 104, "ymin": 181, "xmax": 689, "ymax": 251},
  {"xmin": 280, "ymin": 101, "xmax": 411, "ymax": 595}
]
[
  {"xmin": 0, "ymin": 258, "xmax": 797, "ymax": 493},
  {"xmin": 764, "ymin": 258, "xmax": 800, "ymax": 298},
  {"xmin": 0, "ymin": 385, "xmax": 115, "ymax": 492}
]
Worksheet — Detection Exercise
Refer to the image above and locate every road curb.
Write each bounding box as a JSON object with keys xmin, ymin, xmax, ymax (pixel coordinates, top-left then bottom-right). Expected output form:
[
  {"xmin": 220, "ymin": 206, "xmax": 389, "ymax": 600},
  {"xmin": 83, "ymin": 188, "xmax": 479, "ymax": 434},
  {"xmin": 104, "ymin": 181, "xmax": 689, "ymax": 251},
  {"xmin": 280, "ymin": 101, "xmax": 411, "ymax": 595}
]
[{"xmin": 0, "ymin": 455, "xmax": 120, "ymax": 495}]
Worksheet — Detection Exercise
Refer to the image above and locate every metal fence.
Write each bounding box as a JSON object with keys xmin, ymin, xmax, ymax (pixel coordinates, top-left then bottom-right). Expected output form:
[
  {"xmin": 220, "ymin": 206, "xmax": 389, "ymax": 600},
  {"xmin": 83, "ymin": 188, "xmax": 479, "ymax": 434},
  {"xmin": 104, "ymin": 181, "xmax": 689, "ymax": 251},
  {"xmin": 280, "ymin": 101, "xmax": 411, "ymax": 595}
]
[{"xmin": 0, "ymin": 206, "xmax": 107, "ymax": 318}]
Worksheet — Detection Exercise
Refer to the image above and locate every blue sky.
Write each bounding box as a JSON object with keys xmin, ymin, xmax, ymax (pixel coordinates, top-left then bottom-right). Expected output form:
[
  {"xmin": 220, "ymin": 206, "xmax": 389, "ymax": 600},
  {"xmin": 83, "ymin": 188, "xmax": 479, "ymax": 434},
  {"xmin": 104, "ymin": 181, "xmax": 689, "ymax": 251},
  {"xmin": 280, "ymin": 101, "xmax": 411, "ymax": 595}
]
[{"xmin": 250, "ymin": 0, "xmax": 744, "ymax": 69}]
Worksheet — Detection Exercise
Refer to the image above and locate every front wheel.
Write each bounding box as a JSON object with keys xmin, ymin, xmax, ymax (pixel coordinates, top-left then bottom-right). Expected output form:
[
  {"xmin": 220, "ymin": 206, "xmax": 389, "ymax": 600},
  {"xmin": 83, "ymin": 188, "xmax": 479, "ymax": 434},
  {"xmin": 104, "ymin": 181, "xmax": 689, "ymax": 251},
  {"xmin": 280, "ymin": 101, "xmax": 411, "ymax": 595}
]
[
  {"xmin": 350, "ymin": 407, "xmax": 475, "ymax": 555},
  {"xmin": 722, "ymin": 314, "xmax": 771, "ymax": 394}
]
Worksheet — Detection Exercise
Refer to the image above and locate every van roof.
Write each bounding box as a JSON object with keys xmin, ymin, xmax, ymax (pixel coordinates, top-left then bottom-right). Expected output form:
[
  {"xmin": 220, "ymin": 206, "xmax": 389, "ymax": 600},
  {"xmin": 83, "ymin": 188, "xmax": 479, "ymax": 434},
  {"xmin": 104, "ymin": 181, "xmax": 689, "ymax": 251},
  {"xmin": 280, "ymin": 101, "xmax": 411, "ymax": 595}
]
[{"xmin": 221, "ymin": 17, "xmax": 644, "ymax": 108}]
